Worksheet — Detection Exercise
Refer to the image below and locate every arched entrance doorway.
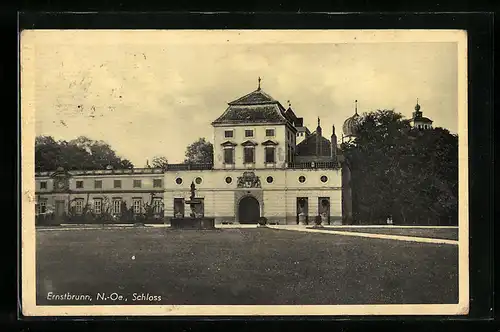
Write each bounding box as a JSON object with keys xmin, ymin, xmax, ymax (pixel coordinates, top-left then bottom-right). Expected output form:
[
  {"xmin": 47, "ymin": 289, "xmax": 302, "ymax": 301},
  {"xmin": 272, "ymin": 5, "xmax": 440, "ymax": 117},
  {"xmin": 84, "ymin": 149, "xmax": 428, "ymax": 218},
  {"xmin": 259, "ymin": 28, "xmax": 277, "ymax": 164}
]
[{"xmin": 238, "ymin": 196, "xmax": 260, "ymax": 224}]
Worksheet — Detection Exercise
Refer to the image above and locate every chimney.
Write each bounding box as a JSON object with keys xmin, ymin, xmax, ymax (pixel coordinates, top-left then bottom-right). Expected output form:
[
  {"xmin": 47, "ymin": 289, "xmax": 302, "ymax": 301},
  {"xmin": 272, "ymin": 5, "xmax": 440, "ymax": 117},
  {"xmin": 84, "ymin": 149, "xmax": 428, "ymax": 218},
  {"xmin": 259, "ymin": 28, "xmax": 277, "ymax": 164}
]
[{"xmin": 331, "ymin": 125, "xmax": 338, "ymax": 161}]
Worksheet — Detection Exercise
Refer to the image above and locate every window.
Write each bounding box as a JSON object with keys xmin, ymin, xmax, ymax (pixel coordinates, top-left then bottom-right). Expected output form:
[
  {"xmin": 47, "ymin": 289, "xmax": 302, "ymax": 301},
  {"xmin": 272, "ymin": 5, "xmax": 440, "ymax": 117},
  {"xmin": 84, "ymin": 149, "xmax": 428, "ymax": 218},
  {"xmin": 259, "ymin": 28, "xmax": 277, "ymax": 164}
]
[
  {"xmin": 93, "ymin": 199, "xmax": 102, "ymax": 214},
  {"xmin": 114, "ymin": 180, "xmax": 122, "ymax": 188},
  {"xmin": 299, "ymin": 176, "xmax": 306, "ymax": 183},
  {"xmin": 94, "ymin": 180, "xmax": 102, "ymax": 189},
  {"xmin": 245, "ymin": 129, "xmax": 254, "ymax": 138},
  {"xmin": 266, "ymin": 129, "xmax": 275, "ymax": 137},
  {"xmin": 195, "ymin": 177, "xmax": 202, "ymax": 185},
  {"xmin": 224, "ymin": 148, "xmax": 234, "ymax": 164},
  {"xmin": 76, "ymin": 180, "xmax": 84, "ymax": 189},
  {"xmin": 133, "ymin": 199, "xmax": 142, "ymax": 214},
  {"xmin": 75, "ymin": 199, "xmax": 84, "ymax": 215},
  {"xmin": 40, "ymin": 181, "xmax": 47, "ymax": 189},
  {"xmin": 265, "ymin": 146, "xmax": 275, "ymax": 163},
  {"xmin": 38, "ymin": 199, "xmax": 47, "ymax": 214},
  {"xmin": 112, "ymin": 199, "xmax": 121, "ymax": 215},
  {"xmin": 321, "ymin": 175, "xmax": 328, "ymax": 183},
  {"xmin": 224, "ymin": 130, "xmax": 233, "ymax": 138},
  {"xmin": 266, "ymin": 176, "xmax": 273, "ymax": 184},
  {"xmin": 153, "ymin": 179, "xmax": 162, "ymax": 188},
  {"xmin": 244, "ymin": 147, "xmax": 255, "ymax": 164},
  {"xmin": 133, "ymin": 179, "xmax": 142, "ymax": 188},
  {"xmin": 225, "ymin": 176, "xmax": 232, "ymax": 184},
  {"xmin": 175, "ymin": 177, "xmax": 183, "ymax": 185},
  {"xmin": 153, "ymin": 198, "xmax": 163, "ymax": 214}
]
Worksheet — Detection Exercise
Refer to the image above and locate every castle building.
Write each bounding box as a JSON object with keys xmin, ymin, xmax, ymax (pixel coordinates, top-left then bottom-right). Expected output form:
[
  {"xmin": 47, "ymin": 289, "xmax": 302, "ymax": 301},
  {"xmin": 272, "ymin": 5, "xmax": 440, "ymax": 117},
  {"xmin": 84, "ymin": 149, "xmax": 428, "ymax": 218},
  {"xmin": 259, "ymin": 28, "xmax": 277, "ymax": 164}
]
[
  {"xmin": 410, "ymin": 99, "xmax": 433, "ymax": 129},
  {"xmin": 35, "ymin": 79, "xmax": 350, "ymax": 225},
  {"xmin": 35, "ymin": 166, "xmax": 166, "ymax": 222}
]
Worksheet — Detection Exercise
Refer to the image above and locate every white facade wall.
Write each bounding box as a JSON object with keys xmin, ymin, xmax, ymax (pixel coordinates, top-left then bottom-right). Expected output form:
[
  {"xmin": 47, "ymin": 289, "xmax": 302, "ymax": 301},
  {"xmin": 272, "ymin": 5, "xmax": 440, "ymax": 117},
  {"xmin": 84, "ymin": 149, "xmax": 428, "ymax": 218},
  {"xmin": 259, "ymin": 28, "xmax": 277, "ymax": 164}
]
[
  {"xmin": 213, "ymin": 124, "xmax": 288, "ymax": 169},
  {"xmin": 164, "ymin": 168, "xmax": 342, "ymax": 224}
]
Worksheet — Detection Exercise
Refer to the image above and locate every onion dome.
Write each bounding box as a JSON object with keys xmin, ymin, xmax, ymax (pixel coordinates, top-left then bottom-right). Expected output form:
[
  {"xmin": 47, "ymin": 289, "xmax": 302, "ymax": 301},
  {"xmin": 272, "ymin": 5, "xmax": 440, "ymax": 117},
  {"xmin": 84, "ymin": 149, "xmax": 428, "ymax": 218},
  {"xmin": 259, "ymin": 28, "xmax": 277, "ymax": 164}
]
[{"xmin": 342, "ymin": 100, "xmax": 360, "ymax": 137}]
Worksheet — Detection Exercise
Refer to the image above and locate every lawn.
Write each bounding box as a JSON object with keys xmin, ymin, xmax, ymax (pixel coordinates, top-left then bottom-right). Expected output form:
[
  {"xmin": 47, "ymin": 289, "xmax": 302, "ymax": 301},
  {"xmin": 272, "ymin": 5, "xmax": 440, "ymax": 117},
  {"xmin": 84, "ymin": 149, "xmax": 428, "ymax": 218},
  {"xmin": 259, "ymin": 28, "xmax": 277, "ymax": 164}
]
[
  {"xmin": 36, "ymin": 227, "xmax": 458, "ymax": 305},
  {"xmin": 316, "ymin": 227, "xmax": 459, "ymax": 240}
]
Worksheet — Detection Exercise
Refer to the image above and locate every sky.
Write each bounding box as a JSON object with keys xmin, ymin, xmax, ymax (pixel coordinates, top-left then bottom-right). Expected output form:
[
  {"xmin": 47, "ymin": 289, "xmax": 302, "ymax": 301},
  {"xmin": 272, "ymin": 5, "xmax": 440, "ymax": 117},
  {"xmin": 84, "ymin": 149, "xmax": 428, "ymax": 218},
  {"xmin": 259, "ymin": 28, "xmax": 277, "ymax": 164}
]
[{"xmin": 29, "ymin": 30, "xmax": 461, "ymax": 166}]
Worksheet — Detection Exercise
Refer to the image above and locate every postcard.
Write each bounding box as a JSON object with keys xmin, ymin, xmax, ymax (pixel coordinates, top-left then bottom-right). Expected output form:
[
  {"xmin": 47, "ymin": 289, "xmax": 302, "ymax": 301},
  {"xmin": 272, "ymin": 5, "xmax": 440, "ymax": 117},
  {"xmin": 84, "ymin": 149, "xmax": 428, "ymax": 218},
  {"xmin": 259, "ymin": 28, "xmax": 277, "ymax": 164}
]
[{"xmin": 20, "ymin": 29, "xmax": 468, "ymax": 316}]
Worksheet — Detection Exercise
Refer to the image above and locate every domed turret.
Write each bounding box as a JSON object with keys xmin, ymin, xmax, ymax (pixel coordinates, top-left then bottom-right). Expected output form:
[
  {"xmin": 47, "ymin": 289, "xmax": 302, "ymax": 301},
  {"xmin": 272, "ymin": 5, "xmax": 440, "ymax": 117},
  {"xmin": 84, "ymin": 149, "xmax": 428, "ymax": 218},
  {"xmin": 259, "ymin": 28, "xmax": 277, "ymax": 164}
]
[{"xmin": 342, "ymin": 100, "xmax": 360, "ymax": 138}]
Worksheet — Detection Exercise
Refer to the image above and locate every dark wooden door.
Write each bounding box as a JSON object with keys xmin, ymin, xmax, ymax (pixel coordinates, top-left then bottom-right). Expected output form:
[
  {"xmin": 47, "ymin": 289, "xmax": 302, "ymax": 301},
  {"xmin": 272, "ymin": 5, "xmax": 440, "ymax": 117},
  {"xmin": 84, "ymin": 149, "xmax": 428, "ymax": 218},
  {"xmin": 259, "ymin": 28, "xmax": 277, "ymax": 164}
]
[{"xmin": 238, "ymin": 196, "xmax": 260, "ymax": 224}]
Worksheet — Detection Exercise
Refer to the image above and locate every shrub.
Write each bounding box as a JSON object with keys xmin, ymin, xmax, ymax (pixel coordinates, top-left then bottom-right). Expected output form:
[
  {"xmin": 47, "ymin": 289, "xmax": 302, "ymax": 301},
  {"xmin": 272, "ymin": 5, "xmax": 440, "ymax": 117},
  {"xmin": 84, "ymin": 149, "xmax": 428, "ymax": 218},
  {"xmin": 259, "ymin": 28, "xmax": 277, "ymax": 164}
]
[
  {"xmin": 314, "ymin": 215, "xmax": 322, "ymax": 225},
  {"xmin": 257, "ymin": 217, "xmax": 268, "ymax": 226}
]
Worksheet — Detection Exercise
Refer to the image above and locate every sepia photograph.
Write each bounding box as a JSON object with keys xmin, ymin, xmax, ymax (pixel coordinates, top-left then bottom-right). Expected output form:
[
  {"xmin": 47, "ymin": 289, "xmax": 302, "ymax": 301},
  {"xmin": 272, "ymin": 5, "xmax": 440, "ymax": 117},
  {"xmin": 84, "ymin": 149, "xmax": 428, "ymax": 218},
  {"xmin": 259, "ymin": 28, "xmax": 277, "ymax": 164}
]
[{"xmin": 21, "ymin": 29, "xmax": 468, "ymax": 316}]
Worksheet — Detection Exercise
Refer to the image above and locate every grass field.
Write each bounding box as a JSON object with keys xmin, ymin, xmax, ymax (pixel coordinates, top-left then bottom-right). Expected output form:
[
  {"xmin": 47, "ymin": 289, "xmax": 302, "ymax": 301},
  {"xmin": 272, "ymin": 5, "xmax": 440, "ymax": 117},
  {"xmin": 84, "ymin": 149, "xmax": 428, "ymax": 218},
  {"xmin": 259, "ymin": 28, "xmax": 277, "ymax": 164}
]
[{"xmin": 36, "ymin": 227, "xmax": 458, "ymax": 305}]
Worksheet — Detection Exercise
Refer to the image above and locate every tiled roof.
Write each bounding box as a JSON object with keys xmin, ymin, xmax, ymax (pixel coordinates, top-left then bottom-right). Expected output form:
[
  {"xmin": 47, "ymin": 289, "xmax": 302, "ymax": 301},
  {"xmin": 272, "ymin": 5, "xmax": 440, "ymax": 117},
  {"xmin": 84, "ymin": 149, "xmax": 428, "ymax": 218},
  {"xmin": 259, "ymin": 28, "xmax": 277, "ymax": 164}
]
[
  {"xmin": 228, "ymin": 89, "xmax": 277, "ymax": 105},
  {"xmin": 212, "ymin": 104, "xmax": 287, "ymax": 125},
  {"xmin": 213, "ymin": 88, "xmax": 299, "ymax": 125}
]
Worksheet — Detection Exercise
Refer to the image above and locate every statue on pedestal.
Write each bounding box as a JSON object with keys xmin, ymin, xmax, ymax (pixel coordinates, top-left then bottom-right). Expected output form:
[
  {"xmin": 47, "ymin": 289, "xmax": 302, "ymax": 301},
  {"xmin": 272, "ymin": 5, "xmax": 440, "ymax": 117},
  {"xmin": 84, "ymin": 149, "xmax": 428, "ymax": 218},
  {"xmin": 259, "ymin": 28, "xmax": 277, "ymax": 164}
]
[{"xmin": 190, "ymin": 181, "xmax": 196, "ymax": 200}]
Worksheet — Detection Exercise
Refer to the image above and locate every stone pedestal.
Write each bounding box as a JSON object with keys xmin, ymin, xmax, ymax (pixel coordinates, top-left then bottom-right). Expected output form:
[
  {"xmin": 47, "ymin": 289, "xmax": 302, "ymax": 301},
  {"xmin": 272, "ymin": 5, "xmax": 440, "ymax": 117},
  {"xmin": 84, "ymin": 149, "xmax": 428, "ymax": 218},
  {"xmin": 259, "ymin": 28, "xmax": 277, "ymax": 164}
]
[
  {"xmin": 298, "ymin": 214, "xmax": 307, "ymax": 225},
  {"xmin": 320, "ymin": 214, "xmax": 328, "ymax": 225}
]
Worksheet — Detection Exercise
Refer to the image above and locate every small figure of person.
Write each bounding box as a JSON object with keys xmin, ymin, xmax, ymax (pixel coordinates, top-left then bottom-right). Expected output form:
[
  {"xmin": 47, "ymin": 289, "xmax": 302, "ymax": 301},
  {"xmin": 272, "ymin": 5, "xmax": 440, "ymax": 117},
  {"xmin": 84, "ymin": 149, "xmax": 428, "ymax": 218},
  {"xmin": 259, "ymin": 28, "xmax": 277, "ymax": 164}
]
[{"xmin": 386, "ymin": 215, "xmax": 393, "ymax": 225}]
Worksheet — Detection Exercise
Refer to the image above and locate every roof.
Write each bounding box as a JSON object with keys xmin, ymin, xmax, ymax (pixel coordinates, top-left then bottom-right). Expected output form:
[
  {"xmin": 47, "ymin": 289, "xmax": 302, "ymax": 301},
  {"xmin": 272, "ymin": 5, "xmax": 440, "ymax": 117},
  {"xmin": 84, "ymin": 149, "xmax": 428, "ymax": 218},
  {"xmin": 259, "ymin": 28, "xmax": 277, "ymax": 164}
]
[
  {"xmin": 212, "ymin": 88, "xmax": 291, "ymax": 125},
  {"xmin": 228, "ymin": 89, "xmax": 277, "ymax": 106},
  {"xmin": 342, "ymin": 113, "xmax": 360, "ymax": 137},
  {"xmin": 414, "ymin": 117, "xmax": 433, "ymax": 123},
  {"xmin": 296, "ymin": 131, "xmax": 332, "ymax": 157},
  {"xmin": 212, "ymin": 104, "xmax": 288, "ymax": 125}
]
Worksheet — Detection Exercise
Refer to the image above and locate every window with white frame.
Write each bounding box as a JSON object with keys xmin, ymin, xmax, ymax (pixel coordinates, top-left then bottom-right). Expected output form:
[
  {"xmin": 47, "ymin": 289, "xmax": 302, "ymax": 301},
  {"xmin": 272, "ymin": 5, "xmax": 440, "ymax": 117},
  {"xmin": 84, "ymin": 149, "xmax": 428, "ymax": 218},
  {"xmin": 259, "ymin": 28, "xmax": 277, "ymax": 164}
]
[
  {"xmin": 93, "ymin": 199, "xmax": 102, "ymax": 214},
  {"xmin": 153, "ymin": 198, "xmax": 163, "ymax": 214},
  {"xmin": 245, "ymin": 129, "xmax": 254, "ymax": 138},
  {"xmin": 224, "ymin": 147, "xmax": 234, "ymax": 164},
  {"xmin": 266, "ymin": 129, "xmax": 275, "ymax": 137},
  {"xmin": 265, "ymin": 146, "xmax": 276, "ymax": 163},
  {"xmin": 75, "ymin": 199, "xmax": 84, "ymax": 215},
  {"xmin": 244, "ymin": 146, "xmax": 255, "ymax": 164},
  {"xmin": 133, "ymin": 198, "xmax": 142, "ymax": 214},
  {"xmin": 113, "ymin": 199, "xmax": 122, "ymax": 215}
]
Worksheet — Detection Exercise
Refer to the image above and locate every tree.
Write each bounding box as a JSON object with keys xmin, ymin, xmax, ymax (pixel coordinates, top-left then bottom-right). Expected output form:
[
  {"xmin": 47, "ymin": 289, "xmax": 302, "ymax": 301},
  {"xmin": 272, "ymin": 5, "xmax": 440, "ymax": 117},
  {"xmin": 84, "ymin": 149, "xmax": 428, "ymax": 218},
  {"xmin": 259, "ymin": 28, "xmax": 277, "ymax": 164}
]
[
  {"xmin": 183, "ymin": 138, "xmax": 214, "ymax": 164},
  {"xmin": 35, "ymin": 135, "xmax": 134, "ymax": 171},
  {"xmin": 341, "ymin": 110, "xmax": 458, "ymax": 225},
  {"xmin": 151, "ymin": 156, "xmax": 168, "ymax": 169}
]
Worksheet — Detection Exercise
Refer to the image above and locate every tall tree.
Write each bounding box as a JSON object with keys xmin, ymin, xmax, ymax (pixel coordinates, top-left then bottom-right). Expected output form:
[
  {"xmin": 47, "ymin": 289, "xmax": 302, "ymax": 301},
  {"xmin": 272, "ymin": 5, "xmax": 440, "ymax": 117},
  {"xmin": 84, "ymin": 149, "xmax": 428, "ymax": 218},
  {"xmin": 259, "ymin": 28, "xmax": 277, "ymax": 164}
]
[
  {"xmin": 342, "ymin": 110, "xmax": 458, "ymax": 225},
  {"xmin": 183, "ymin": 138, "xmax": 214, "ymax": 164},
  {"xmin": 151, "ymin": 156, "xmax": 169, "ymax": 169},
  {"xmin": 35, "ymin": 135, "xmax": 134, "ymax": 171}
]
